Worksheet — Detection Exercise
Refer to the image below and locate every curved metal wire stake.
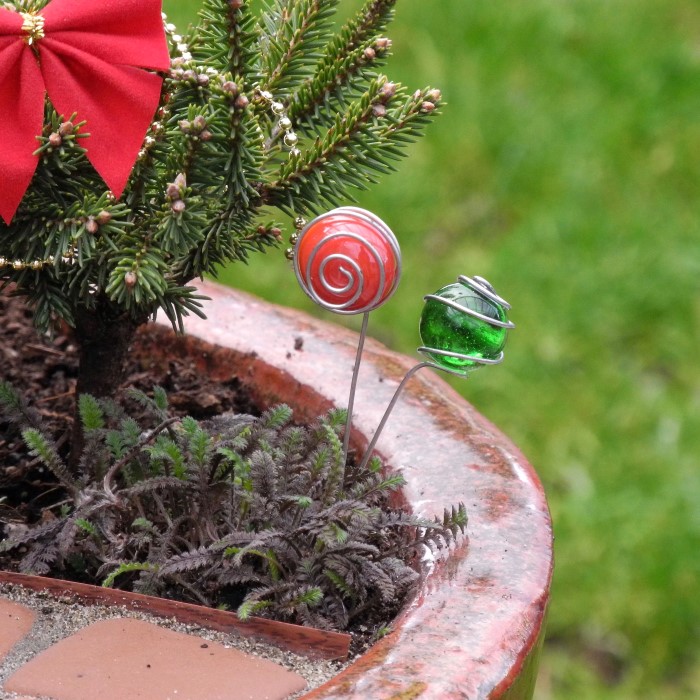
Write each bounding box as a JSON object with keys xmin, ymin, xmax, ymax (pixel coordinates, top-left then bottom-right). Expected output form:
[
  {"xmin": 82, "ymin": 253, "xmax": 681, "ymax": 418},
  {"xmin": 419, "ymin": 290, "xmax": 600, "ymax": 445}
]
[
  {"xmin": 357, "ymin": 274, "xmax": 514, "ymax": 471},
  {"xmin": 291, "ymin": 207, "xmax": 401, "ymax": 467},
  {"xmin": 342, "ymin": 311, "xmax": 370, "ymax": 465},
  {"xmin": 356, "ymin": 356, "xmax": 492, "ymax": 472}
]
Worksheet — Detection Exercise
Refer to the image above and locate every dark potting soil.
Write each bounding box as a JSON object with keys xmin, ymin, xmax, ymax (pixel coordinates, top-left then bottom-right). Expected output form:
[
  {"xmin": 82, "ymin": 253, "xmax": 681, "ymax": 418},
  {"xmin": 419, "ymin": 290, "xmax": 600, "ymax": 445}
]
[{"xmin": 0, "ymin": 290, "xmax": 256, "ymax": 528}]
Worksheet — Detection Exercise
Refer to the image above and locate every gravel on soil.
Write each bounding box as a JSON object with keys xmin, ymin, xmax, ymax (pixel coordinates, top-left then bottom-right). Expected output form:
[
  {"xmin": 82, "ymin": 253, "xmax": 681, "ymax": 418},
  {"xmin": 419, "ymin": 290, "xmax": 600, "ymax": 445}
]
[{"xmin": 0, "ymin": 583, "xmax": 347, "ymax": 700}]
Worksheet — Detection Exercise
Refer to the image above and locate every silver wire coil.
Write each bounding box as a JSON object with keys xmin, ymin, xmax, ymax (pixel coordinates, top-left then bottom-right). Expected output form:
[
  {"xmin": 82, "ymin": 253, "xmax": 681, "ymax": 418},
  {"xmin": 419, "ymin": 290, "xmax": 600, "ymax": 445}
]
[
  {"xmin": 293, "ymin": 207, "xmax": 401, "ymax": 315},
  {"xmin": 417, "ymin": 275, "xmax": 515, "ymax": 375}
]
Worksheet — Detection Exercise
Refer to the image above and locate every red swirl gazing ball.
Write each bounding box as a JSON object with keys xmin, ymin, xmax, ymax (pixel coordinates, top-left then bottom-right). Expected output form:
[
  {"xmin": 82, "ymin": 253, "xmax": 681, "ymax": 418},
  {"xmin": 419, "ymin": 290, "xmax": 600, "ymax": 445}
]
[{"xmin": 294, "ymin": 207, "xmax": 401, "ymax": 315}]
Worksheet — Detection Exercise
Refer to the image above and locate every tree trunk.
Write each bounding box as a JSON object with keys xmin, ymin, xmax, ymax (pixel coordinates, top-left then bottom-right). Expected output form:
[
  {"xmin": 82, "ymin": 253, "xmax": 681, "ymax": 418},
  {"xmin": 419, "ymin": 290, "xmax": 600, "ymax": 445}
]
[{"xmin": 68, "ymin": 299, "xmax": 147, "ymax": 471}]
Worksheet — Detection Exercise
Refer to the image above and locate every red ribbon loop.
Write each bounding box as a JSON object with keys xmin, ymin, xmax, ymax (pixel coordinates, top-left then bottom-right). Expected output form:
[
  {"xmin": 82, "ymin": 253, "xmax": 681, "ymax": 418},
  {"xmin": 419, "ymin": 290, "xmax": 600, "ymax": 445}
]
[{"xmin": 0, "ymin": 0, "xmax": 170, "ymax": 224}]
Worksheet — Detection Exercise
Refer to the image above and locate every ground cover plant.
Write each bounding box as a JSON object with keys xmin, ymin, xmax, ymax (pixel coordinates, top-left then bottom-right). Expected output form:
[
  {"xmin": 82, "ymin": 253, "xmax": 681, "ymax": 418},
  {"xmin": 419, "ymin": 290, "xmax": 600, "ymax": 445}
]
[
  {"xmin": 0, "ymin": 382, "xmax": 464, "ymax": 630},
  {"xmin": 188, "ymin": 0, "xmax": 700, "ymax": 697}
]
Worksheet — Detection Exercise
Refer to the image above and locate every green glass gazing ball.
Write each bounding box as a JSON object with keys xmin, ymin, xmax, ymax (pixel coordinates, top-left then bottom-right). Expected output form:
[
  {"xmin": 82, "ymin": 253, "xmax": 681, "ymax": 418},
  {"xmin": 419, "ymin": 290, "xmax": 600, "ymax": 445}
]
[{"xmin": 419, "ymin": 282, "xmax": 509, "ymax": 370}]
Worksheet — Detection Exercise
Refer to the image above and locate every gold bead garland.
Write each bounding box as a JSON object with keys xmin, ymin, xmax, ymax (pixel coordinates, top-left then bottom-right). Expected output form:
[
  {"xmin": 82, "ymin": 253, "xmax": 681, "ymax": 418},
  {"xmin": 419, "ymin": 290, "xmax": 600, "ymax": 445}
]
[
  {"xmin": 135, "ymin": 11, "xmax": 187, "ymax": 163},
  {"xmin": 254, "ymin": 87, "xmax": 302, "ymax": 159},
  {"xmin": 0, "ymin": 251, "xmax": 75, "ymax": 272},
  {"xmin": 285, "ymin": 216, "xmax": 306, "ymax": 260}
]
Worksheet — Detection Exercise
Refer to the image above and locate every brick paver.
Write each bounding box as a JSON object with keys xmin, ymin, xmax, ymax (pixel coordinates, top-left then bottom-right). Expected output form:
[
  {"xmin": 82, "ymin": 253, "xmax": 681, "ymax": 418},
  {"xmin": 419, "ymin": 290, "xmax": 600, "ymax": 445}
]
[
  {"xmin": 0, "ymin": 598, "xmax": 36, "ymax": 663},
  {"xmin": 5, "ymin": 616, "xmax": 307, "ymax": 700}
]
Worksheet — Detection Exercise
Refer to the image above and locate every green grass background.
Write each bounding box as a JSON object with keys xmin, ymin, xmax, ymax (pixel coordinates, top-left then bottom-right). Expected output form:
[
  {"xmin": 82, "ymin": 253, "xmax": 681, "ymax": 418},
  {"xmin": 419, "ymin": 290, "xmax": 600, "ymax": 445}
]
[{"xmin": 164, "ymin": 1, "xmax": 700, "ymax": 697}]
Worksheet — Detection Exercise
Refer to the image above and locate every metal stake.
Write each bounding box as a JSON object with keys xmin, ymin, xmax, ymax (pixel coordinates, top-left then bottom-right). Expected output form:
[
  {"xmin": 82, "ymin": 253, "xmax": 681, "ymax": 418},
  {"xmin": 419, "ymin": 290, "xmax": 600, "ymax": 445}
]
[{"xmin": 342, "ymin": 311, "xmax": 370, "ymax": 466}]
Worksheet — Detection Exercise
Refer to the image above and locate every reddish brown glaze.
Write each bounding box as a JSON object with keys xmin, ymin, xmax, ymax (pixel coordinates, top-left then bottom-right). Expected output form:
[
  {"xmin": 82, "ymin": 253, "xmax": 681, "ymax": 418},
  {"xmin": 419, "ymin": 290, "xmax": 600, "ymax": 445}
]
[{"xmin": 144, "ymin": 280, "xmax": 554, "ymax": 699}]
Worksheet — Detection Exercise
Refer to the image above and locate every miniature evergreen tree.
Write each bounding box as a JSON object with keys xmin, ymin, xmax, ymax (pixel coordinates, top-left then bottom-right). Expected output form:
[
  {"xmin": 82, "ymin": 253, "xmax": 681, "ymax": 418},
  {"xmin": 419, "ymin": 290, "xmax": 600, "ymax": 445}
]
[{"xmin": 0, "ymin": 0, "xmax": 440, "ymax": 467}]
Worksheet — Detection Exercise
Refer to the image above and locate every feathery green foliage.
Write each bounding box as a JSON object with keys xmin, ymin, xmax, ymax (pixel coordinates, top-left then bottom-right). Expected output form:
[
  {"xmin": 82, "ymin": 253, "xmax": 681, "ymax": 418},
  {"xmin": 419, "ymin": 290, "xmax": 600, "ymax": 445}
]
[{"xmin": 0, "ymin": 390, "xmax": 466, "ymax": 630}]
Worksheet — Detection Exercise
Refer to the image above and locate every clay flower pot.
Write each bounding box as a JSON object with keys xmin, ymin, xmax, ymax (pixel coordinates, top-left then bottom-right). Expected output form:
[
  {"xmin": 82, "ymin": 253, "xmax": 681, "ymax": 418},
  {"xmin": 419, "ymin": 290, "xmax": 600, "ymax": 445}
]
[
  {"xmin": 144, "ymin": 279, "xmax": 553, "ymax": 699},
  {"xmin": 2, "ymin": 279, "xmax": 553, "ymax": 699}
]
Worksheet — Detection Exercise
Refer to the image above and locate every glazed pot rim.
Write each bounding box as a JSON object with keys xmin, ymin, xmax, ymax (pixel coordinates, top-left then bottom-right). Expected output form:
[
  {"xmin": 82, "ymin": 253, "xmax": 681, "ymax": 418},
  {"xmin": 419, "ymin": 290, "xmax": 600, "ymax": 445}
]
[{"xmin": 146, "ymin": 280, "xmax": 554, "ymax": 699}]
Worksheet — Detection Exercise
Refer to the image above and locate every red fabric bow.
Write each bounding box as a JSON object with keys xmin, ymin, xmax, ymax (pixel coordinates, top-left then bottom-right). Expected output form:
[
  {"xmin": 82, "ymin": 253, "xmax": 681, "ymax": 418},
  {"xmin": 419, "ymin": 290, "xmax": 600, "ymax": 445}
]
[{"xmin": 0, "ymin": 0, "xmax": 170, "ymax": 224}]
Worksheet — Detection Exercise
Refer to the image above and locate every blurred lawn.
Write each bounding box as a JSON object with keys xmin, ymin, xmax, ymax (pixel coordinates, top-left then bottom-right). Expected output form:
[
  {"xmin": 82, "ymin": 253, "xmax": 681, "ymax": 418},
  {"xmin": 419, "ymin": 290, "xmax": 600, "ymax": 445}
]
[{"xmin": 164, "ymin": 2, "xmax": 700, "ymax": 698}]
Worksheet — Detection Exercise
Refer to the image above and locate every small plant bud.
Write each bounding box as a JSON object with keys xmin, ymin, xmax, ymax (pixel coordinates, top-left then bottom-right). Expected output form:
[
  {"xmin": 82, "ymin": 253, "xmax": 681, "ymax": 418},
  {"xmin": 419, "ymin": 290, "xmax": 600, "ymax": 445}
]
[
  {"xmin": 171, "ymin": 199, "xmax": 186, "ymax": 214},
  {"xmin": 192, "ymin": 115, "xmax": 207, "ymax": 131},
  {"xmin": 413, "ymin": 89, "xmax": 422, "ymax": 100},
  {"xmin": 166, "ymin": 183, "xmax": 180, "ymax": 200},
  {"xmin": 426, "ymin": 88, "xmax": 442, "ymax": 103},
  {"xmin": 85, "ymin": 217, "xmax": 99, "ymax": 234},
  {"xmin": 124, "ymin": 271, "xmax": 137, "ymax": 289},
  {"xmin": 420, "ymin": 101, "xmax": 436, "ymax": 113},
  {"xmin": 374, "ymin": 37, "xmax": 392, "ymax": 51},
  {"xmin": 48, "ymin": 133, "xmax": 62, "ymax": 148},
  {"xmin": 171, "ymin": 56, "xmax": 185, "ymax": 68},
  {"xmin": 222, "ymin": 80, "xmax": 238, "ymax": 96},
  {"xmin": 178, "ymin": 119, "xmax": 191, "ymax": 133},
  {"xmin": 199, "ymin": 129, "xmax": 213, "ymax": 142},
  {"xmin": 363, "ymin": 47, "xmax": 376, "ymax": 61},
  {"xmin": 380, "ymin": 82, "xmax": 397, "ymax": 102},
  {"xmin": 234, "ymin": 94, "xmax": 250, "ymax": 110},
  {"xmin": 183, "ymin": 69, "xmax": 196, "ymax": 82},
  {"xmin": 96, "ymin": 210, "xmax": 112, "ymax": 225},
  {"xmin": 372, "ymin": 103, "xmax": 387, "ymax": 118},
  {"xmin": 270, "ymin": 227, "xmax": 282, "ymax": 240},
  {"xmin": 58, "ymin": 121, "xmax": 74, "ymax": 136},
  {"xmin": 174, "ymin": 173, "xmax": 187, "ymax": 190},
  {"xmin": 230, "ymin": 0, "xmax": 243, "ymax": 8},
  {"xmin": 197, "ymin": 73, "xmax": 210, "ymax": 87}
]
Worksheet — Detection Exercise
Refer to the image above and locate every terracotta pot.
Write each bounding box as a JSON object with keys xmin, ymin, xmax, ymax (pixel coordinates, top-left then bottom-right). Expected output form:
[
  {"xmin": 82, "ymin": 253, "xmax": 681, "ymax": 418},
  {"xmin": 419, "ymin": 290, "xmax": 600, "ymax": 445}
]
[
  {"xmin": 4, "ymin": 279, "xmax": 553, "ymax": 699},
  {"xmin": 139, "ymin": 280, "xmax": 553, "ymax": 699}
]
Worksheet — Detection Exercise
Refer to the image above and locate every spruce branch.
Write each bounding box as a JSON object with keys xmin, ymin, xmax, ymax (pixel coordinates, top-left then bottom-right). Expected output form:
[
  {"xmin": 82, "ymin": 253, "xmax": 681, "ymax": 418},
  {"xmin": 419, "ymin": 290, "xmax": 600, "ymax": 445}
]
[
  {"xmin": 192, "ymin": 0, "xmax": 260, "ymax": 90},
  {"xmin": 262, "ymin": 77, "xmax": 394, "ymax": 213},
  {"xmin": 258, "ymin": 0, "xmax": 341, "ymax": 99},
  {"xmin": 288, "ymin": 0, "xmax": 397, "ymax": 125}
]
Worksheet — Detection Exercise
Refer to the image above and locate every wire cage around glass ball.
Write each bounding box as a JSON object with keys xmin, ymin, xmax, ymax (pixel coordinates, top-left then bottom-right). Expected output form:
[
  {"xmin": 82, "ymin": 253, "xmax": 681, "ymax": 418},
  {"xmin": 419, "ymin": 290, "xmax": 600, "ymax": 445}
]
[
  {"xmin": 293, "ymin": 207, "xmax": 402, "ymax": 315},
  {"xmin": 418, "ymin": 275, "xmax": 515, "ymax": 377}
]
